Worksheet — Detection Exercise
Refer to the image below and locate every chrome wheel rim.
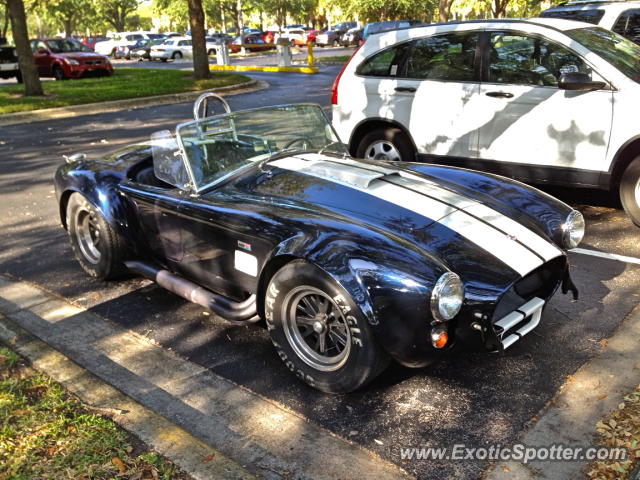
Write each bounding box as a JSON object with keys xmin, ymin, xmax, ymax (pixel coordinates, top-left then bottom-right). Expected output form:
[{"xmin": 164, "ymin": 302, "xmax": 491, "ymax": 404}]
[
  {"xmin": 364, "ymin": 140, "xmax": 401, "ymax": 162},
  {"xmin": 75, "ymin": 208, "xmax": 101, "ymax": 264},
  {"xmin": 282, "ymin": 286, "xmax": 351, "ymax": 372}
]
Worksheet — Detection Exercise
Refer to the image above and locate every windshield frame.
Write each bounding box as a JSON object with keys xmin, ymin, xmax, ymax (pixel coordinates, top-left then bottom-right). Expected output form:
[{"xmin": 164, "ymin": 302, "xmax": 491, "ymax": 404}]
[
  {"xmin": 45, "ymin": 38, "xmax": 90, "ymax": 53},
  {"xmin": 173, "ymin": 103, "xmax": 348, "ymax": 194}
]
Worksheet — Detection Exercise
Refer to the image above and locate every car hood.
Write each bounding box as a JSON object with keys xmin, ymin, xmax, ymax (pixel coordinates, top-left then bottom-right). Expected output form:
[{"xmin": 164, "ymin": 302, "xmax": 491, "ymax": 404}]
[
  {"xmin": 57, "ymin": 52, "xmax": 104, "ymax": 60},
  {"xmin": 249, "ymin": 153, "xmax": 565, "ymax": 293}
]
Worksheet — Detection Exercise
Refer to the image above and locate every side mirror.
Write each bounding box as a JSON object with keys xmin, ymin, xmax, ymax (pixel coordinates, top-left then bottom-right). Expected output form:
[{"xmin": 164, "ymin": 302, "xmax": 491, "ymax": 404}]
[
  {"xmin": 558, "ymin": 72, "xmax": 606, "ymax": 91},
  {"xmin": 36, "ymin": 48, "xmax": 49, "ymax": 55}
]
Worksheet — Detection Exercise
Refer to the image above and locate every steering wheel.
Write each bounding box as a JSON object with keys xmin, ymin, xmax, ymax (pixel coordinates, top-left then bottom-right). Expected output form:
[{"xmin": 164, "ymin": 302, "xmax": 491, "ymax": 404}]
[{"xmin": 283, "ymin": 137, "xmax": 315, "ymax": 150}]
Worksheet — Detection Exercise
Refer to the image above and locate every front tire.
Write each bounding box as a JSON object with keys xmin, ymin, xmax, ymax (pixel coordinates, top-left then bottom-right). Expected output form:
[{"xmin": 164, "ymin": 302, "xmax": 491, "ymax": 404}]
[
  {"xmin": 53, "ymin": 66, "xmax": 65, "ymax": 81},
  {"xmin": 355, "ymin": 127, "xmax": 415, "ymax": 162},
  {"xmin": 66, "ymin": 193, "xmax": 127, "ymax": 280},
  {"xmin": 264, "ymin": 260, "xmax": 389, "ymax": 393},
  {"xmin": 172, "ymin": 51, "xmax": 182, "ymax": 60},
  {"xmin": 620, "ymin": 156, "xmax": 640, "ymax": 227}
]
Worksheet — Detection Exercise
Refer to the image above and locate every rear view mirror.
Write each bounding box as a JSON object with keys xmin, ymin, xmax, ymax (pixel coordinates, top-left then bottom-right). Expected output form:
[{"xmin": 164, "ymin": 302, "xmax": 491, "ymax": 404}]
[
  {"xmin": 151, "ymin": 130, "xmax": 190, "ymax": 190},
  {"xmin": 558, "ymin": 72, "xmax": 606, "ymax": 91}
]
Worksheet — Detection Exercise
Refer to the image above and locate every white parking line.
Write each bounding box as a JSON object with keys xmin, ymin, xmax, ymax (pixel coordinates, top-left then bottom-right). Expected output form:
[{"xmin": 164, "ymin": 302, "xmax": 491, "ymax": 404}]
[{"xmin": 570, "ymin": 248, "xmax": 640, "ymax": 265}]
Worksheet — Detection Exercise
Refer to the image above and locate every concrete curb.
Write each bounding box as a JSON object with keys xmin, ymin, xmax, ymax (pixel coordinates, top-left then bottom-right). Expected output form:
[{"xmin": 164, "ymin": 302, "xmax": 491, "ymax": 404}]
[
  {"xmin": 210, "ymin": 64, "xmax": 318, "ymax": 74},
  {"xmin": 0, "ymin": 313, "xmax": 255, "ymax": 480},
  {"xmin": 0, "ymin": 78, "xmax": 266, "ymax": 127},
  {"xmin": 484, "ymin": 305, "xmax": 640, "ymax": 479},
  {"xmin": 0, "ymin": 274, "xmax": 412, "ymax": 480}
]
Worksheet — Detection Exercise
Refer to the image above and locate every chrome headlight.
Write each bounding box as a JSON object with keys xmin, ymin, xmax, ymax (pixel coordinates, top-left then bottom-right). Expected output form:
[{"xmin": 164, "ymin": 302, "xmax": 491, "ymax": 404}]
[
  {"xmin": 562, "ymin": 210, "xmax": 585, "ymax": 249},
  {"xmin": 430, "ymin": 272, "xmax": 464, "ymax": 322},
  {"xmin": 65, "ymin": 58, "xmax": 80, "ymax": 65}
]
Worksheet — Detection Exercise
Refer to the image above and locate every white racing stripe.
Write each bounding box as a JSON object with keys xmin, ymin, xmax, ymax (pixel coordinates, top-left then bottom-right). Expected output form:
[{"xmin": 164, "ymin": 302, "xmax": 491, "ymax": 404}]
[{"xmin": 271, "ymin": 156, "xmax": 559, "ymax": 276}]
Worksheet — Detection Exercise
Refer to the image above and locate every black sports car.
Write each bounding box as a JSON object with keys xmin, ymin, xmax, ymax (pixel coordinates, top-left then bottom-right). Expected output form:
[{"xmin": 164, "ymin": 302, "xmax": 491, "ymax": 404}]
[{"xmin": 54, "ymin": 95, "xmax": 583, "ymax": 393}]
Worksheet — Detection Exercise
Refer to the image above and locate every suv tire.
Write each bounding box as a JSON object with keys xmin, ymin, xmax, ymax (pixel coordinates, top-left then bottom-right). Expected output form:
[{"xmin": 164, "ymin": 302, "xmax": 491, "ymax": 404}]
[
  {"xmin": 356, "ymin": 127, "xmax": 415, "ymax": 162},
  {"xmin": 620, "ymin": 156, "xmax": 640, "ymax": 226}
]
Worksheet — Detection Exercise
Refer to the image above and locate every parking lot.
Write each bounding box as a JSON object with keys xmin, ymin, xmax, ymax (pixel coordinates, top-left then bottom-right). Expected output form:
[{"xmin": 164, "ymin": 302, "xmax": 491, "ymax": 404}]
[{"xmin": 1, "ymin": 67, "xmax": 639, "ymax": 479}]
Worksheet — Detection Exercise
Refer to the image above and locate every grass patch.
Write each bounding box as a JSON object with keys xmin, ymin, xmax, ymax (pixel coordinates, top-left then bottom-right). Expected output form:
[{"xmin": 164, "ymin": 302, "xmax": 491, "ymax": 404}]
[
  {"xmin": 0, "ymin": 345, "xmax": 191, "ymax": 480},
  {"xmin": 0, "ymin": 68, "xmax": 250, "ymax": 114},
  {"xmin": 315, "ymin": 55, "xmax": 350, "ymax": 63}
]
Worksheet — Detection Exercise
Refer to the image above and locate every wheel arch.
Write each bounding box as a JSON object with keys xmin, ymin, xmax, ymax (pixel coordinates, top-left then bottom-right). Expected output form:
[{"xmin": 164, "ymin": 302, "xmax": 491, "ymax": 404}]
[
  {"xmin": 609, "ymin": 135, "xmax": 640, "ymax": 191},
  {"xmin": 347, "ymin": 117, "xmax": 417, "ymax": 158}
]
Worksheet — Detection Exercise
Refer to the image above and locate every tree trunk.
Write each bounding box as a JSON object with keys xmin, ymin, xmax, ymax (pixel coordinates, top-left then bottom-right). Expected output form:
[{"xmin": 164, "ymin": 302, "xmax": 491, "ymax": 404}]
[
  {"xmin": 187, "ymin": 0, "xmax": 210, "ymax": 80},
  {"xmin": 235, "ymin": 0, "xmax": 243, "ymax": 44},
  {"xmin": 438, "ymin": 0, "xmax": 454, "ymax": 22},
  {"xmin": 2, "ymin": 2, "xmax": 9, "ymax": 38},
  {"xmin": 64, "ymin": 17, "xmax": 72, "ymax": 38},
  {"xmin": 220, "ymin": 3, "xmax": 226, "ymax": 33},
  {"xmin": 7, "ymin": 0, "xmax": 42, "ymax": 96}
]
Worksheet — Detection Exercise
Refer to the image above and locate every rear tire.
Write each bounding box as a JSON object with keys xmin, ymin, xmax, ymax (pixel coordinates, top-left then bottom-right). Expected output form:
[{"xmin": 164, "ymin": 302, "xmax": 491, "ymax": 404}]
[
  {"xmin": 264, "ymin": 260, "xmax": 389, "ymax": 393},
  {"xmin": 172, "ymin": 51, "xmax": 182, "ymax": 60},
  {"xmin": 66, "ymin": 193, "xmax": 128, "ymax": 280},
  {"xmin": 620, "ymin": 156, "xmax": 640, "ymax": 227},
  {"xmin": 355, "ymin": 127, "xmax": 415, "ymax": 162}
]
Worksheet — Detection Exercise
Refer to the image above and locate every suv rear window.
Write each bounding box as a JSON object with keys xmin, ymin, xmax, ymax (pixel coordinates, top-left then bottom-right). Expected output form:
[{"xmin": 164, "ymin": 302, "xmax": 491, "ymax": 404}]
[
  {"xmin": 612, "ymin": 9, "xmax": 640, "ymax": 44},
  {"xmin": 540, "ymin": 8, "xmax": 605, "ymax": 24}
]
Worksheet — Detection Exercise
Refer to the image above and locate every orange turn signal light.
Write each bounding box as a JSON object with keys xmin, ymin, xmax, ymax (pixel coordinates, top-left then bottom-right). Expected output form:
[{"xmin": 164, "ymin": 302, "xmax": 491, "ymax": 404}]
[{"xmin": 431, "ymin": 329, "xmax": 448, "ymax": 349}]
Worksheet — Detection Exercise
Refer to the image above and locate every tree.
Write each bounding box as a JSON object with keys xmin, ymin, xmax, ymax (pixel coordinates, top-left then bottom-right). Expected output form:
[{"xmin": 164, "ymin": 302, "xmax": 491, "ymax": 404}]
[
  {"xmin": 439, "ymin": 0, "xmax": 454, "ymax": 21},
  {"xmin": 187, "ymin": 0, "xmax": 210, "ymax": 79},
  {"xmin": 95, "ymin": 0, "xmax": 139, "ymax": 31},
  {"xmin": 6, "ymin": 0, "xmax": 42, "ymax": 96},
  {"xmin": 34, "ymin": 0, "xmax": 94, "ymax": 37}
]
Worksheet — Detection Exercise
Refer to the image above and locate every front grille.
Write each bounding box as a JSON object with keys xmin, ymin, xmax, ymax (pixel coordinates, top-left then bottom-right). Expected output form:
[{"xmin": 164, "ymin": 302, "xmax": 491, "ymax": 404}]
[{"xmin": 84, "ymin": 60, "xmax": 102, "ymax": 65}]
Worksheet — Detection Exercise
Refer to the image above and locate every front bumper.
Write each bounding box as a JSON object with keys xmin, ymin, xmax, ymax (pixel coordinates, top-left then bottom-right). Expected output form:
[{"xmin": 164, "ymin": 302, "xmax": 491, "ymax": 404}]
[
  {"xmin": 64, "ymin": 64, "xmax": 113, "ymax": 78},
  {"xmin": 0, "ymin": 62, "xmax": 19, "ymax": 77}
]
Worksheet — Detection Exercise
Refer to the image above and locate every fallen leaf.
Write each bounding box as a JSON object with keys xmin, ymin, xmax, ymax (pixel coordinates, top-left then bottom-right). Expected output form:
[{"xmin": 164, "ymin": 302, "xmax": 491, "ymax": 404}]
[
  {"xmin": 46, "ymin": 446, "xmax": 56, "ymax": 457},
  {"xmin": 374, "ymin": 439, "xmax": 383, "ymax": 445},
  {"xmin": 599, "ymin": 339, "xmax": 608, "ymax": 348},
  {"xmin": 67, "ymin": 425, "xmax": 77, "ymax": 433},
  {"xmin": 501, "ymin": 466, "xmax": 510, "ymax": 472},
  {"xmin": 598, "ymin": 394, "xmax": 608, "ymax": 400},
  {"xmin": 12, "ymin": 409, "xmax": 29, "ymax": 416},
  {"xmin": 112, "ymin": 457, "xmax": 126, "ymax": 473},
  {"xmin": 202, "ymin": 453, "xmax": 216, "ymax": 462}
]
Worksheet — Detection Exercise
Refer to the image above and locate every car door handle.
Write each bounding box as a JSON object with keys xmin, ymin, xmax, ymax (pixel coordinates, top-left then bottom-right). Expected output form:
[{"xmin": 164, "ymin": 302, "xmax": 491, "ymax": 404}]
[
  {"xmin": 394, "ymin": 87, "xmax": 416, "ymax": 93},
  {"xmin": 485, "ymin": 91, "xmax": 514, "ymax": 98}
]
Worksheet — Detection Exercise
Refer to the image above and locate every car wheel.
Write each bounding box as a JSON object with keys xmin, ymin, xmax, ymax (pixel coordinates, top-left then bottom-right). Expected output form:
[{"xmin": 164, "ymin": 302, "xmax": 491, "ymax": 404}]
[
  {"xmin": 207, "ymin": 49, "xmax": 215, "ymax": 56},
  {"xmin": 265, "ymin": 260, "xmax": 389, "ymax": 393},
  {"xmin": 161, "ymin": 58, "xmax": 168, "ymax": 62},
  {"xmin": 620, "ymin": 156, "xmax": 640, "ymax": 227},
  {"xmin": 356, "ymin": 127, "xmax": 415, "ymax": 162},
  {"xmin": 172, "ymin": 51, "xmax": 182, "ymax": 60},
  {"xmin": 53, "ymin": 66, "xmax": 65, "ymax": 81},
  {"xmin": 66, "ymin": 193, "xmax": 127, "ymax": 280},
  {"xmin": 332, "ymin": 39, "xmax": 339, "ymax": 47}
]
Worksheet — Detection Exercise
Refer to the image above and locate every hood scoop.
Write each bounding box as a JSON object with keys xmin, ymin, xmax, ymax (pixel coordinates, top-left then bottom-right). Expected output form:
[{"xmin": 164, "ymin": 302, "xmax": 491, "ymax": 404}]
[{"xmin": 270, "ymin": 154, "xmax": 399, "ymax": 189}]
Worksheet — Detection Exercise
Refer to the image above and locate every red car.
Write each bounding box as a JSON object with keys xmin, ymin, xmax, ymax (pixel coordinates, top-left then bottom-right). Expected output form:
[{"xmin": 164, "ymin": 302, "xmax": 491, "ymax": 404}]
[{"xmin": 30, "ymin": 38, "xmax": 113, "ymax": 80}]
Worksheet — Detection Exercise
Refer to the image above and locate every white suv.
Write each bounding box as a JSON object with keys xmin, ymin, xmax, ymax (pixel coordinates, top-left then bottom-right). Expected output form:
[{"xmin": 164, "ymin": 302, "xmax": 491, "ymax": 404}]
[{"xmin": 331, "ymin": 18, "xmax": 640, "ymax": 225}]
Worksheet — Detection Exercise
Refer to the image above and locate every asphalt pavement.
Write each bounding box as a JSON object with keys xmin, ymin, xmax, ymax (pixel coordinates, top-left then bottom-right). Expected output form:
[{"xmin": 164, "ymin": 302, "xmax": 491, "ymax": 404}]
[{"xmin": 1, "ymin": 67, "xmax": 639, "ymax": 479}]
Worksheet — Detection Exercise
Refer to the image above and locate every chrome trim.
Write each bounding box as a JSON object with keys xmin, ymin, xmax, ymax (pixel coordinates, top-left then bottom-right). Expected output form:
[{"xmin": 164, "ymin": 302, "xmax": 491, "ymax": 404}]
[{"xmin": 494, "ymin": 297, "xmax": 544, "ymax": 350}]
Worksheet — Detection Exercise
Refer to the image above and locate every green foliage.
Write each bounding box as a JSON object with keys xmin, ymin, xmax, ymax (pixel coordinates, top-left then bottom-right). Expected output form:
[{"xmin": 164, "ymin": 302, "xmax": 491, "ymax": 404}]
[
  {"xmin": 0, "ymin": 67, "xmax": 249, "ymax": 114},
  {"xmin": 337, "ymin": 0, "xmax": 436, "ymax": 22}
]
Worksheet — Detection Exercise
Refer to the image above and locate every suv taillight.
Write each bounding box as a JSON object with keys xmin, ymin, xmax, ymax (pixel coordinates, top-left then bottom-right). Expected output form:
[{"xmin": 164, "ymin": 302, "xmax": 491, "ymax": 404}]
[{"xmin": 331, "ymin": 43, "xmax": 362, "ymax": 105}]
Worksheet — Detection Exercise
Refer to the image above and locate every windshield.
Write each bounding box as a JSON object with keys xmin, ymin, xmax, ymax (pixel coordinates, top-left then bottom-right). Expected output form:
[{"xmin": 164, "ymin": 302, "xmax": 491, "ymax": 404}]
[
  {"xmin": 176, "ymin": 104, "xmax": 346, "ymax": 191},
  {"xmin": 566, "ymin": 27, "xmax": 640, "ymax": 82},
  {"xmin": 46, "ymin": 39, "xmax": 90, "ymax": 53}
]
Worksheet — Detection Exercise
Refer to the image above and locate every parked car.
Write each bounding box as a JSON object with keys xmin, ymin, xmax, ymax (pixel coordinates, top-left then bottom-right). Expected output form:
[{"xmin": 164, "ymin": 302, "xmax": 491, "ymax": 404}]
[
  {"xmin": 331, "ymin": 21, "xmax": 358, "ymax": 42},
  {"xmin": 205, "ymin": 34, "xmax": 232, "ymax": 55},
  {"xmin": 0, "ymin": 37, "xmax": 21, "ymax": 83},
  {"xmin": 30, "ymin": 38, "xmax": 112, "ymax": 80},
  {"xmin": 150, "ymin": 37, "xmax": 192, "ymax": 61},
  {"xmin": 95, "ymin": 32, "xmax": 146, "ymax": 57},
  {"xmin": 228, "ymin": 34, "xmax": 273, "ymax": 53},
  {"xmin": 341, "ymin": 27, "xmax": 363, "ymax": 46},
  {"xmin": 81, "ymin": 36, "xmax": 108, "ymax": 51},
  {"xmin": 55, "ymin": 97, "xmax": 582, "ymax": 393},
  {"xmin": 303, "ymin": 27, "xmax": 320, "ymax": 44},
  {"xmin": 332, "ymin": 18, "xmax": 640, "ymax": 226},
  {"xmin": 541, "ymin": 0, "xmax": 640, "ymax": 45},
  {"xmin": 278, "ymin": 27, "xmax": 308, "ymax": 46},
  {"xmin": 130, "ymin": 39, "xmax": 165, "ymax": 61},
  {"xmin": 315, "ymin": 30, "xmax": 340, "ymax": 47},
  {"xmin": 114, "ymin": 38, "xmax": 148, "ymax": 59}
]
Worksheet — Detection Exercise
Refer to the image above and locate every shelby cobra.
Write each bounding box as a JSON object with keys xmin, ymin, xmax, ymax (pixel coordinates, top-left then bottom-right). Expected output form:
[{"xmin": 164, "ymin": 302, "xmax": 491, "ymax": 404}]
[{"xmin": 54, "ymin": 95, "xmax": 583, "ymax": 393}]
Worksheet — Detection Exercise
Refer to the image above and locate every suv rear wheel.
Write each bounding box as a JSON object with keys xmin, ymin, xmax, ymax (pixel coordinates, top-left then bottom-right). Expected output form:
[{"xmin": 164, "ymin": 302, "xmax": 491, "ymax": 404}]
[
  {"xmin": 620, "ymin": 156, "xmax": 640, "ymax": 227},
  {"xmin": 355, "ymin": 127, "xmax": 415, "ymax": 162}
]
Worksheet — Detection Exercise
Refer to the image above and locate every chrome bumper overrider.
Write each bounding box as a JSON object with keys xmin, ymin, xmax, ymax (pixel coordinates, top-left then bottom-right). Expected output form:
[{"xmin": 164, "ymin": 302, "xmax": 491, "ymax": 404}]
[{"xmin": 493, "ymin": 297, "xmax": 545, "ymax": 350}]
